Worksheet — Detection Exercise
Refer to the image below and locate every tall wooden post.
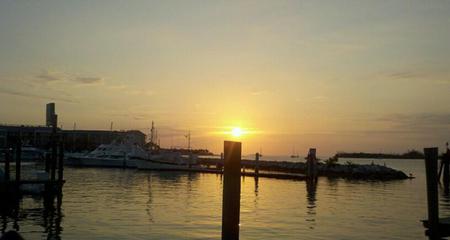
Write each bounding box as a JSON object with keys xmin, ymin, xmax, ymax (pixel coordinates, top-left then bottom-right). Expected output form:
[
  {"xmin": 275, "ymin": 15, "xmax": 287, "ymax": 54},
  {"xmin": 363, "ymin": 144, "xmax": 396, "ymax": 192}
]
[
  {"xmin": 58, "ymin": 142, "xmax": 64, "ymax": 182},
  {"xmin": 424, "ymin": 147, "xmax": 439, "ymax": 234},
  {"xmin": 51, "ymin": 114, "xmax": 58, "ymax": 182},
  {"xmin": 306, "ymin": 148, "xmax": 317, "ymax": 179},
  {"xmin": 15, "ymin": 139, "xmax": 22, "ymax": 182},
  {"xmin": 4, "ymin": 151, "xmax": 10, "ymax": 182},
  {"xmin": 45, "ymin": 153, "xmax": 51, "ymax": 173},
  {"xmin": 255, "ymin": 152, "xmax": 260, "ymax": 176},
  {"xmin": 443, "ymin": 145, "xmax": 450, "ymax": 190},
  {"xmin": 444, "ymin": 159, "xmax": 449, "ymax": 191},
  {"xmin": 222, "ymin": 141, "xmax": 241, "ymax": 240}
]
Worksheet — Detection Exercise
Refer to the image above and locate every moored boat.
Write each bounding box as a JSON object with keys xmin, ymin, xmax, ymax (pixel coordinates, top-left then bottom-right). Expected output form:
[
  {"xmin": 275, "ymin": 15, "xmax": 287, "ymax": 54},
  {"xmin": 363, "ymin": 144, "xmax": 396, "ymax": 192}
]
[
  {"xmin": 136, "ymin": 152, "xmax": 203, "ymax": 171},
  {"xmin": 66, "ymin": 141, "xmax": 149, "ymax": 168}
]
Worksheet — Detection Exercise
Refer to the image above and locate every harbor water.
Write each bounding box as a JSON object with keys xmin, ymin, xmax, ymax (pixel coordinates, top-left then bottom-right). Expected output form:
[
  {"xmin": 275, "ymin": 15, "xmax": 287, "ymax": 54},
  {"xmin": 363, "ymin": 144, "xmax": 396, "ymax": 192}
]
[{"xmin": 1, "ymin": 158, "xmax": 449, "ymax": 239}]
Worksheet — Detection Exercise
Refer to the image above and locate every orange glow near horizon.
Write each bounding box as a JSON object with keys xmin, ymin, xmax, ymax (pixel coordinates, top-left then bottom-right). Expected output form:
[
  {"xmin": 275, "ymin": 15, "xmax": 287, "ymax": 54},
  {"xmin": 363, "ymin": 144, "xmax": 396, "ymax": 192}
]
[{"xmin": 219, "ymin": 126, "xmax": 263, "ymax": 140}]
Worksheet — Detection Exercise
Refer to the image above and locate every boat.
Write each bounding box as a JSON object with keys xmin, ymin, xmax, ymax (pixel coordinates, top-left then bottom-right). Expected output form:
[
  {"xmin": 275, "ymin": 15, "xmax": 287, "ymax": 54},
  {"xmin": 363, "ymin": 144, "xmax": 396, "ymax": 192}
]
[
  {"xmin": 22, "ymin": 146, "xmax": 46, "ymax": 162},
  {"xmin": 66, "ymin": 141, "xmax": 150, "ymax": 168},
  {"xmin": 290, "ymin": 146, "xmax": 299, "ymax": 158},
  {"xmin": 0, "ymin": 146, "xmax": 45, "ymax": 163},
  {"xmin": 135, "ymin": 152, "xmax": 203, "ymax": 171}
]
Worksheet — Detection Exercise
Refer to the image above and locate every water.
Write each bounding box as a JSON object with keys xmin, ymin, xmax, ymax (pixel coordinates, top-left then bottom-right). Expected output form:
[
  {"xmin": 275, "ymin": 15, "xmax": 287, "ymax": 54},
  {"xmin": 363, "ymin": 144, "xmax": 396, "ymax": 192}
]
[{"xmin": 1, "ymin": 158, "xmax": 450, "ymax": 239}]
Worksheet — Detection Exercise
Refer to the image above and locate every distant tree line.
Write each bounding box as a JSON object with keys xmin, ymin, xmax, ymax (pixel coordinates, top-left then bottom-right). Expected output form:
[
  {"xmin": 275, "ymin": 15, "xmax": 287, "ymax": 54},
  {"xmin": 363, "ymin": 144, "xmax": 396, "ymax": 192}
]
[{"xmin": 335, "ymin": 149, "xmax": 425, "ymax": 159}]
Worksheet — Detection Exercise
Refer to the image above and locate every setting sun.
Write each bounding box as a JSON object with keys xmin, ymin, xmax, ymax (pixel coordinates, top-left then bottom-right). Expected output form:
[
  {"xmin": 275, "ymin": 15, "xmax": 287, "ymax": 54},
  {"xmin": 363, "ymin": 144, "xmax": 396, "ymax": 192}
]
[{"xmin": 231, "ymin": 127, "xmax": 244, "ymax": 137}]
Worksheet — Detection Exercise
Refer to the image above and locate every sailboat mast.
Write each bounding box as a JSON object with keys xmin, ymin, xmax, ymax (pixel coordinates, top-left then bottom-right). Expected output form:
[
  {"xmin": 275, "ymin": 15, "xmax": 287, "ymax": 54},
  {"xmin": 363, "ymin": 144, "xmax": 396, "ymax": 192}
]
[{"xmin": 150, "ymin": 121, "xmax": 155, "ymax": 146}]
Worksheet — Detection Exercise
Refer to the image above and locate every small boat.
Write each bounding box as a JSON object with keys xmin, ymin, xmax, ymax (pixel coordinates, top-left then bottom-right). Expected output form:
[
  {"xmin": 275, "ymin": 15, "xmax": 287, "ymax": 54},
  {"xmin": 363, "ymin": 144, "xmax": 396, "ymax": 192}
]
[
  {"xmin": 66, "ymin": 141, "xmax": 149, "ymax": 168},
  {"xmin": 290, "ymin": 146, "xmax": 299, "ymax": 158},
  {"xmin": 0, "ymin": 146, "xmax": 45, "ymax": 163},
  {"xmin": 22, "ymin": 146, "xmax": 45, "ymax": 162}
]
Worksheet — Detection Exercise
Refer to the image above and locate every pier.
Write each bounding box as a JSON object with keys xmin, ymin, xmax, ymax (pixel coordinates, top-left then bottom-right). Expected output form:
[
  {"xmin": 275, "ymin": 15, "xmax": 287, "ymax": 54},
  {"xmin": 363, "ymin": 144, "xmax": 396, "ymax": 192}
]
[
  {"xmin": 1, "ymin": 104, "xmax": 65, "ymax": 197},
  {"xmin": 422, "ymin": 147, "xmax": 450, "ymax": 239}
]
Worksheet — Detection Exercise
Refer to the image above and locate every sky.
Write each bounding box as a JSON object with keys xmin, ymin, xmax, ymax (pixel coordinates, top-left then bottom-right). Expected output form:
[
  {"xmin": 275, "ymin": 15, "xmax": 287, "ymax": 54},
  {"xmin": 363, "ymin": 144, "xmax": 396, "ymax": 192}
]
[{"xmin": 1, "ymin": 0, "xmax": 449, "ymax": 155}]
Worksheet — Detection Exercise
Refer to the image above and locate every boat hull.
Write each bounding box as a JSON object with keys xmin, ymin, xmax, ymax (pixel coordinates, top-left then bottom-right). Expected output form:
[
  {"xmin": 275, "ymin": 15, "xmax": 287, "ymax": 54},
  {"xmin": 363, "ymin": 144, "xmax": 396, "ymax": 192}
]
[{"xmin": 66, "ymin": 157, "xmax": 138, "ymax": 168}]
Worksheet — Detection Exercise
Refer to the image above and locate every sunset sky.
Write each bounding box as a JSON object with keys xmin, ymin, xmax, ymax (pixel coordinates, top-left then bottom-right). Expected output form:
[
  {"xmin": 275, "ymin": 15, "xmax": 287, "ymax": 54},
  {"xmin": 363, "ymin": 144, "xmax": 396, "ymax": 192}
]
[{"xmin": 1, "ymin": 1, "xmax": 449, "ymax": 155}]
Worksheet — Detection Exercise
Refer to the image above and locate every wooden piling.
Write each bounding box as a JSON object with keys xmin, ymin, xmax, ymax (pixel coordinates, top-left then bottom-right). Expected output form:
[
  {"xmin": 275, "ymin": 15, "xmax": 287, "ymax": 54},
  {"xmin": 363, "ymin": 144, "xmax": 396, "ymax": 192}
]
[
  {"xmin": 443, "ymin": 147, "xmax": 450, "ymax": 190},
  {"xmin": 424, "ymin": 147, "xmax": 439, "ymax": 234},
  {"xmin": 444, "ymin": 161, "xmax": 449, "ymax": 191},
  {"xmin": 4, "ymin": 151, "xmax": 10, "ymax": 182},
  {"xmin": 15, "ymin": 139, "xmax": 22, "ymax": 182},
  {"xmin": 58, "ymin": 143, "xmax": 64, "ymax": 182},
  {"xmin": 222, "ymin": 141, "xmax": 241, "ymax": 240},
  {"xmin": 51, "ymin": 141, "xmax": 57, "ymax": 182},
  {"xmin": 45, "ymin": 153, "xmax": 51, "ymax": 173},
  {"xmin": 306, "ymin": 148, "xmax": 317, "ymax": 179},
  {"xmin": 51, "ymin": 114, "xmax": 58, "ymax": 182},
  {"xmin": 255, "ymin": 152, "xmax": 260, "ymax": 177}
]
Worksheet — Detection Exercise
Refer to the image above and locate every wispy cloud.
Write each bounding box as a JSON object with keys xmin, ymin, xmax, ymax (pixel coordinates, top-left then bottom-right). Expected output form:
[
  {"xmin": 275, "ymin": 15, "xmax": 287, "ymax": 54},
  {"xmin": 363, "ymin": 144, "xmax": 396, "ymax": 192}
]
[
  {"xmin": 35, "ymin": 70, "xmax": 66, "ymax": 83},
  {"xmin": 388, "ymin": 71, "xmax": 421, "ymax": 80},
  {"xmin": 0, "ymin": 87, "xmax": 77, "ymax": 103},
  {"xmin": 73, "ymin": 76, "xmax": 104, "ymax": 85},
  {"xmin": 125, "ymin": 89, "xmax": 155, "ymax": 96},
  {"xmin": 34, "ymin": 69, "xmax": 104, "ymax": 86},
  {"xmin": 376, "ymin": 113, "xmax": 450, "ymax": 127}
]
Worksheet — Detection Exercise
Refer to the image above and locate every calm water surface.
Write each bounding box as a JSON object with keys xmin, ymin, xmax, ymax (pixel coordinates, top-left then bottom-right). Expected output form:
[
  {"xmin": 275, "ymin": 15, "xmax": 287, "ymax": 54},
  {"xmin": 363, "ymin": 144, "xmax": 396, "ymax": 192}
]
[{"xmin": 2, "ymin": 158, "xmax": 450, "ymax": 239}]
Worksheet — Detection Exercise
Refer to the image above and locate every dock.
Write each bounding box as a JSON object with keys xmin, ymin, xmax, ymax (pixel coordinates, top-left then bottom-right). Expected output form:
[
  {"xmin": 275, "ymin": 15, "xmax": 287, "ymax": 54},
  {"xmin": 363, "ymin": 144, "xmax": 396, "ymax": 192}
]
[
  {"xmin": 422, "ymin": 147, "xmax": 450, "ymax": 239},
  {"xmin": 136, "ymin": 167, "xmax": 308, "ymax": 181},
  {"xmin": 422, "ymin": 217, "xmax": 450, "ymax": 237},
  {"xmin": 1, "ymin": 105, "xmax": 65, "ymax": 197}
]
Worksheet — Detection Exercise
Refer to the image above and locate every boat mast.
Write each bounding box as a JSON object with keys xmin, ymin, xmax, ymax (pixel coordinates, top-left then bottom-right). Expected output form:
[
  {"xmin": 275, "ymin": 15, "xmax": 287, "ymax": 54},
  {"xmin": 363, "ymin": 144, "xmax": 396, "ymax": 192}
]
[
  {"xmin": 185, "ymin": 130, "xmax": 191, "ymax": 152},
  {"xmin": 150, "ymin": 121, "xmax": 155, "ymax": 149}
]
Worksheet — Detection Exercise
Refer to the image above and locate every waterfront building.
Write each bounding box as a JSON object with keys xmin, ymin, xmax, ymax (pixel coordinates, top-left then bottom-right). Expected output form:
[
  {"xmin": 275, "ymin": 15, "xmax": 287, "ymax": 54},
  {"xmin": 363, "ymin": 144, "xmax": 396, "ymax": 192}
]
[{"xmin": 0, "ymin": 124, "xmax": 146, "ymax": 151}]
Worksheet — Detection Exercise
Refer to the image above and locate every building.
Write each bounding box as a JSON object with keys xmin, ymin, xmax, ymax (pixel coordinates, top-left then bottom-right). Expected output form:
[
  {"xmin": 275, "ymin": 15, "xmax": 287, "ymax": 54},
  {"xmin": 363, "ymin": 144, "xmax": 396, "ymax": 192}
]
[
  {"xmin": 1, "ymin": 103, "xmax": 146, "ymax": 151},
  {"xmin": 62, "ymin": 130, "xmax": 146, "ymax": 152},
  {"xmin": 0, "ymin": 124, "xmax": 146, "ymax": 151},
  {"xmin": 0, "ymin": 125, "xmax": 55, "ymax": 149}
]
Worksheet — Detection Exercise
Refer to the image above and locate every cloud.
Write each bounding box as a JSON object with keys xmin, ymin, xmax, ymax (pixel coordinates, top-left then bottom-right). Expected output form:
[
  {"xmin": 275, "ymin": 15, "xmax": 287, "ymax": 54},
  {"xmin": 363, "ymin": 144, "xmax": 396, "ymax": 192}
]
[
  {"xmin": 377, "ymin": 113, "xmax": 450, "ymax": 127},
  {"xmin": 35, "ymin": 70, "xmax": 66, "ymax": 83},
  {"xmin": 125, "ymin": 89, "xmax": 154, "ymax": 96},
  {"xmin": 0, "ymin": 87, "xmax": 77, "ymax": 103},
  {"xmin": 34, "ymin": 70, "xmax": 104, "ymax": 85},
  {"xmin": 73, "ymin": 76, "xmax": 104, "ymax": 85},
  {"xmin": 388, "ymin": 71, "xmax": 420, "ymax": 80}
]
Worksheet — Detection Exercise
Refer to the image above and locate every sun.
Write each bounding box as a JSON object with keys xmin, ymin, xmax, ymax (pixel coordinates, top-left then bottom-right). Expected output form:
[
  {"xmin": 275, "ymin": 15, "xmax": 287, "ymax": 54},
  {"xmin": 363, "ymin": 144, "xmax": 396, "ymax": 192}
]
[{"xmin": 231, "ymin": 127, "xmax": 243, "ymax": 137}]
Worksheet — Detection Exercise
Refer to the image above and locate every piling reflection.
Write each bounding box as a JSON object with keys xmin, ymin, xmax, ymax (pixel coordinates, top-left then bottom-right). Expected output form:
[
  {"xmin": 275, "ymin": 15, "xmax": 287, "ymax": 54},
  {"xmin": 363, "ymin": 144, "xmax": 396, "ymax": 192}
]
[
  {"xmin": 305, "ymin": 179, "xmax": 318, "ymax": 229},
  {"xmin": 146, "ymin": 175, "xmax": 154, "ymax": 223},
  {"xmin": 0, "ymin": 194, "xmax": 63, "ymax": 240},
  {"xmin": 254, "ymin": 177, "xmax": 259, "ymax": 196}
]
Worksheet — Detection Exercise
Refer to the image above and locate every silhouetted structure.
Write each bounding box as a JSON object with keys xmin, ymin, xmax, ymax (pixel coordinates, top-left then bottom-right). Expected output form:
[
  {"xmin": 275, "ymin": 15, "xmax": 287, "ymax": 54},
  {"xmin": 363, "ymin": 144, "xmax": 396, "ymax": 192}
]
[
  {"xmin": 0, "ymin": 125, "xmax": 54, "ymax": 149},
  {"xmin": 222, "ymin": 141, "xmax": 241, "ymax": 240},
  {"xmin": 438, "ymin": 143, "xmax": 450, "ymax": 191},
  {"xmin": 306, "ymin": 148, "xmax": 318, "ymax": 180},
  {"xmin": 0, "ymin": 125, "xmax": 146, "ymax": 152},
  {"xmin": 422, "ymin": 147, "xmax": 450, "ymax": 238}
]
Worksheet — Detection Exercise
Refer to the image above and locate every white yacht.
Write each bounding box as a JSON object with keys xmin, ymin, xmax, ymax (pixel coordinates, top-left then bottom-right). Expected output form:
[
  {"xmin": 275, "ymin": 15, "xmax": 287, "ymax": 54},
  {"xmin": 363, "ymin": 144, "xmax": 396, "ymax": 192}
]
[{"xmin": 66, "ymin": 141, "xmax": 149, "ymax": 168}]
